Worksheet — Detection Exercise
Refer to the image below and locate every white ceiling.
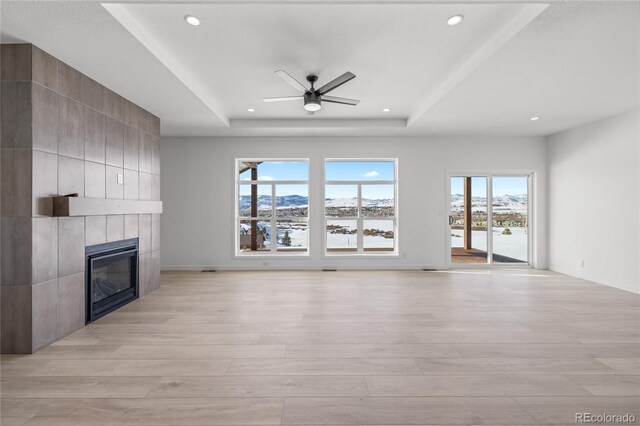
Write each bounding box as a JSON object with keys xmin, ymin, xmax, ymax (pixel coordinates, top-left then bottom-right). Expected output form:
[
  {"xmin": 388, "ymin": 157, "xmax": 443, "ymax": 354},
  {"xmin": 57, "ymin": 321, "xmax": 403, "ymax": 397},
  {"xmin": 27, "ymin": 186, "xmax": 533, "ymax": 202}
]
[{"xmin": 1, "ymin": 1, "xmax": 638, "ymax": 138}]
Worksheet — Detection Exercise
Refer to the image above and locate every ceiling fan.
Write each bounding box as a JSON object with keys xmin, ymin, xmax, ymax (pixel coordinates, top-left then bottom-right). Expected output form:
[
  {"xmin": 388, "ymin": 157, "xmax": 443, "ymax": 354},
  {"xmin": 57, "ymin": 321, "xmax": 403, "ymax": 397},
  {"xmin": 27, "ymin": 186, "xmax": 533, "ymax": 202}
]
[{"xmin": 263, "ymin": 70, "xmax": 360, "ymax": 113}]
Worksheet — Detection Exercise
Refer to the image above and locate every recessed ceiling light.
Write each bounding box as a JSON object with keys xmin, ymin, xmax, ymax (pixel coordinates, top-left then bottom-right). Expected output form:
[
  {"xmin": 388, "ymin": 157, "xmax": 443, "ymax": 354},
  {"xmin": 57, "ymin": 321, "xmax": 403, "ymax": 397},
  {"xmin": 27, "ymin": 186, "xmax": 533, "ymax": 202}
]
[
  {"xmin": 447, "ymin": 15, "xmax": 463, "ymax": 26},
  {"xmin": 382, "ymin": 108, "xmax": 391, "ymax": 112},
  {"xmin": 184, "ymin": 15, "xmax": 200, "ymax": 26},
  {"xmin": 530, "ymin": 116, "xmax": 540, "ymax": 121},
  {"xmin": 247, "ymin": 108, "xmax": 255, "ymax": 112}
]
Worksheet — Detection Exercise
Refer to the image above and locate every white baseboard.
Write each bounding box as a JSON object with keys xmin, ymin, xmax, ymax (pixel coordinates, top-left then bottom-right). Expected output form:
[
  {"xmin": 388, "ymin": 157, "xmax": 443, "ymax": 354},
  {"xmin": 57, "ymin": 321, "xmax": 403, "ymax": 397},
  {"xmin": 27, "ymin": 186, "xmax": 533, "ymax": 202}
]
[{"xmin": 161, "ymin": 263, "xmax": 446, "ymax": 271}]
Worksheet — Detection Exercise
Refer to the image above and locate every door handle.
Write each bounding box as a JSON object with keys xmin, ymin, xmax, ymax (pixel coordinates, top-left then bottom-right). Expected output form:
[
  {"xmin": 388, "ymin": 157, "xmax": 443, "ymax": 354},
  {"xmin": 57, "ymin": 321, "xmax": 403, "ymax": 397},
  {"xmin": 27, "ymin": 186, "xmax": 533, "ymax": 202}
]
[{"xmin": 449, "ymin": 215, "xmax": 454, "ymax": 226}]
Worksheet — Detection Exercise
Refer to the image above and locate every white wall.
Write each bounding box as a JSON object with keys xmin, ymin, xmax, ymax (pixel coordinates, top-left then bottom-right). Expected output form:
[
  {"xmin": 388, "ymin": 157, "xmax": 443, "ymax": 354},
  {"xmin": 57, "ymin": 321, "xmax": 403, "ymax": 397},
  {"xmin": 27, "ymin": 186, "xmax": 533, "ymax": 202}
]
[
  {"xmin": 160, "ymin": 136, "xmax": 547, "ymax": 270},
  {"xmin": 548, "ymin": 109, "xmax": 640, "ymax": 294}
]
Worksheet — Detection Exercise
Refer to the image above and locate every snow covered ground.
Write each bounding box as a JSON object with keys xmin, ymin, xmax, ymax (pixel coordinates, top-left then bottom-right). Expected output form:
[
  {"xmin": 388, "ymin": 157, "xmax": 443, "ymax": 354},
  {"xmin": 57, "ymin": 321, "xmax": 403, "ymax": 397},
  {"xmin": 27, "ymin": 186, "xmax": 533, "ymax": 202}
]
[
  {"xmin": 239, "ymin": 219, "xmax": 394, "ymax": 250},
  {"xmin": 276, "ymin": 223, "xmax": 308, "ymax": 248},
  {"xmin": 326, "ymin": 220, "xmax": 395, "ymax": 249},
  {"xmin": 451, "ymin": 194, "xmax": 528, "ymax": 215},
  {"xmin": 451, "ymin": 227, "xmax": 528, "ymax": 262}
]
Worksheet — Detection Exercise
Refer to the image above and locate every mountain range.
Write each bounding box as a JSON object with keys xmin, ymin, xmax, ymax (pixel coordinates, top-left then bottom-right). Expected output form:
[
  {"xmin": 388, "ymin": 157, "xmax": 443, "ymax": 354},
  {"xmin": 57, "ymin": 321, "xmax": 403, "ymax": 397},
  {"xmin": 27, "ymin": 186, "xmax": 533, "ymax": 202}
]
[
  {"xmin": 239, "ymin": 195, "xmax": 394, "ymax": 209},
  {"xmin": 451, "ymin": 194, "xmax": 528, "ymax": 204},
  {"xmin": 239, "ymin": 195, "xmax": 308, "ymax": 210},
  {"xmin": 239, "ymin": 194, "xmax": 525, "ymax": 210}
]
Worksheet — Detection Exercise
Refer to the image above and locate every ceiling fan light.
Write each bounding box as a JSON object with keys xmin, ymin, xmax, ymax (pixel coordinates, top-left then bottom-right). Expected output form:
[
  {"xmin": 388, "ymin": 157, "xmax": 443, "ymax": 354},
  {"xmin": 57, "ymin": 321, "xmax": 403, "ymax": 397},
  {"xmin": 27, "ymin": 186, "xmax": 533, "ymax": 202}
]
[{"xmin": 304, "ymin": 101, "xmax": 321, "ymax": 112}]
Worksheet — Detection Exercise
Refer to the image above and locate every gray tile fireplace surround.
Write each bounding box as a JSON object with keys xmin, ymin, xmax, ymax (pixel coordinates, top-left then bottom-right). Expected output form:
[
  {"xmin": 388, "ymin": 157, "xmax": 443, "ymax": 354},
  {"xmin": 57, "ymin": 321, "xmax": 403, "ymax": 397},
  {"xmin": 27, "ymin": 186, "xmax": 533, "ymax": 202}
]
[{"xmin": 1, "ymin": 44, "xmax": 162, "ymax": 353}]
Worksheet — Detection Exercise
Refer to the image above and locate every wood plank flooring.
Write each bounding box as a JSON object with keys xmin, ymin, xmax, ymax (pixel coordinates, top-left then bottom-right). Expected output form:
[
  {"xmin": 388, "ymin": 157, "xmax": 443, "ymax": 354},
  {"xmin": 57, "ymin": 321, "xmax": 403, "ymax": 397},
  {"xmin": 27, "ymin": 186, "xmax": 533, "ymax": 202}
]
[{"xmin": 2, "ymin": 269, "xmax": 639, "ymax": 425}]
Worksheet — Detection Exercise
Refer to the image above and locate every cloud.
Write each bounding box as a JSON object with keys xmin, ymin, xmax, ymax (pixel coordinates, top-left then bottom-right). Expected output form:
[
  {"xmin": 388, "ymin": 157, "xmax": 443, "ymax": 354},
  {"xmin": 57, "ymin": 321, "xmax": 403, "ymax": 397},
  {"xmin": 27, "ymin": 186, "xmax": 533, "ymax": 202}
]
[
  {"xmin": 362, "ymin": 171, "xmax": 379, "ymax": 178},
  {"xmin": 258, "ymin": 176, "xmax": 274, "ymax": 181}
]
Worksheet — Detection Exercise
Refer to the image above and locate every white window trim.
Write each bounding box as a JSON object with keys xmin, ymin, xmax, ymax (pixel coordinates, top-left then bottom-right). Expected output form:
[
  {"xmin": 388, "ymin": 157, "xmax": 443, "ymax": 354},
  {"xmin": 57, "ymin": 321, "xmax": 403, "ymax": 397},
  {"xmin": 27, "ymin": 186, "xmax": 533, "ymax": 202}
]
[
  {"xmin": 323, "ymin": 159, "xmax": 399, "ymax": 256},
  {"xmin": 234, "ymin": 159, "xmax": 310, "ymax": 257}
]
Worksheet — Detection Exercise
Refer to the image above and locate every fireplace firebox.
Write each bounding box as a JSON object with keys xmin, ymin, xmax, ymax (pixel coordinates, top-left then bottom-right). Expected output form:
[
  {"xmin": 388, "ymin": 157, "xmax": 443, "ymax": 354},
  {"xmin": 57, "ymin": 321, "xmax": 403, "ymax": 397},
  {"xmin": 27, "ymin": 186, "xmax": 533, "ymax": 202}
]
[{"xmin": 86, "ymin": 238, "xmax": 139, "ymax": 323}]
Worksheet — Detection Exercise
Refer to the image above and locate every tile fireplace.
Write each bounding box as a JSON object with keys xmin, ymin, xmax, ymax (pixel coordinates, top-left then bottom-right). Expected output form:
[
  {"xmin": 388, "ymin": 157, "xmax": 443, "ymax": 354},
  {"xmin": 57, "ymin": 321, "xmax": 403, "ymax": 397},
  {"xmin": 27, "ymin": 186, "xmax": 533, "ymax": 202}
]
[{"xmin": 0, "ymin": 43, "xmax": 162, "ymax": 353}]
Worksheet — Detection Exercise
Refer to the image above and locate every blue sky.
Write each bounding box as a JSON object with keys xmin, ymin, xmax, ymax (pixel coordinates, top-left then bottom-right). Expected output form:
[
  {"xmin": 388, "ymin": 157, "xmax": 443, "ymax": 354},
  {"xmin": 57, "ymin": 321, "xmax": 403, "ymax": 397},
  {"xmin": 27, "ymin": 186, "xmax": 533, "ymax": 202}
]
[
  {"xmin": 239, "ymin": 161, "xmax": 396, "ymax": 199},
  {"xmin": 325, "ymin": 184, "xmax": 356, "ymax": 199},
  {"xmin": 239, "ymin": 184, "xmax": 272, "ymax": 199},
  {"xmin": 324, "ymin": 184, "xmax": 395, "ymax": 199},
  {"xmin": 325, "ymin": 161, "xmax": 395, "ymax": 181},
  {"xmin": 276, "ymin": 184, "xmax": 308, "ymax": 197},
  {"xmin": 239, "ymin": 161, "xmax": 308, "ymax": 181},
  {"xmin": 492, "ymin": 176, "xmax": 528, "ymax": 196},
  {"xmin": 362, "ymin": 184, "xmax": 394, "ymax": 200},
  {"xmin": 239, "ymin": 184, "xmax": 308, "ymax": 197},
  {"xmin": 239, "ymin": 160, "xmax": 395, "ymax": 181},
  {"xmin": 451, "ymin": 176, "xmax": 528, "ymax": 197}
]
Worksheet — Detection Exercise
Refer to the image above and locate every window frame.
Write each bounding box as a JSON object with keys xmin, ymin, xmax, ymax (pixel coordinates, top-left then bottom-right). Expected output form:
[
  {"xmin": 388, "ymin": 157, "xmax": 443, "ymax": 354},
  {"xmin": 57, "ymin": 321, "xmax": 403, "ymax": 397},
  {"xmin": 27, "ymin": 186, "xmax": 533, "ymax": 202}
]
[
  {"xmin": 234, "ymin": 158, "xmax": 310, "ymax": 257},
  {"xmin": 323, "ymin": 158, "xmax": 399, "ymax": 256},
  {"xmin": 445, "ymin": 169, "xmax": 536, "ymax": 268}
]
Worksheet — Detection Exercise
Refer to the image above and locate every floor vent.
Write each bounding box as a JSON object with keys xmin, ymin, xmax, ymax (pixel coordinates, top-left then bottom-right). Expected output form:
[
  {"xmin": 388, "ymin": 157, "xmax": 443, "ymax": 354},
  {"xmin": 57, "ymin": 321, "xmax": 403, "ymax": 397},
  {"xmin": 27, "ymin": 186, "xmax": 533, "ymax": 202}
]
[
  {"xmin": 201, "ymin": 269, "xmax": 217, "ymax": 273},
  {"xmin": 322, "ymin": 269, "xmax": 337, "ymax": 272},
  {"xmin": 422, "ymin": 268, "xmax": 437, "ymax": 272}
]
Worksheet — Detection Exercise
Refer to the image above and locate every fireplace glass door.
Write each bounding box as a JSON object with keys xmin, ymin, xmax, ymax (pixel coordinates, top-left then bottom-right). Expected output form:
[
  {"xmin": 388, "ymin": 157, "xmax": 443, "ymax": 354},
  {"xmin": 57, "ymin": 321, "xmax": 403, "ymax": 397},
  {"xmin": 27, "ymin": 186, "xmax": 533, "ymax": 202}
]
[
  {"xmin": 86, "ymin": 239, "xmax": 139, "ymax": 323},
  {"xmin": 92, "ymin": 252, "xmax": 135, "ymax": 302}
]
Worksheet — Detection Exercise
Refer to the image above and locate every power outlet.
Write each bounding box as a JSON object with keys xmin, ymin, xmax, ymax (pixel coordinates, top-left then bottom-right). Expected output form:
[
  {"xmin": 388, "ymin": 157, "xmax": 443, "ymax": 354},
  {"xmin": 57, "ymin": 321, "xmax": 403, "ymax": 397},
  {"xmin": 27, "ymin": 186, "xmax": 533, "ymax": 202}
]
[
  {"xmin": 117, "ymin": 174, "xmax": 123, "ymax": 184},
  {"xmin": 579, "ymin": 259, "xmax": 585, "ymax": 268}
]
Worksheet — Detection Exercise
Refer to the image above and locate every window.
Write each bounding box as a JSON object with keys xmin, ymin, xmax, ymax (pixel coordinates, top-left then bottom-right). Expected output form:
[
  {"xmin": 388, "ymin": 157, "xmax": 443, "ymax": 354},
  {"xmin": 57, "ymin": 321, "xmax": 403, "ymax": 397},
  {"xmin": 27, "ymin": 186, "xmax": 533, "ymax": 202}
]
[
  {"xmin": 324, "ymin": 160, "xmax": 397, "ymax": 254},
  {"xmin": 237, "ymin": 160, "xmax": 309, "ymax": 255}
]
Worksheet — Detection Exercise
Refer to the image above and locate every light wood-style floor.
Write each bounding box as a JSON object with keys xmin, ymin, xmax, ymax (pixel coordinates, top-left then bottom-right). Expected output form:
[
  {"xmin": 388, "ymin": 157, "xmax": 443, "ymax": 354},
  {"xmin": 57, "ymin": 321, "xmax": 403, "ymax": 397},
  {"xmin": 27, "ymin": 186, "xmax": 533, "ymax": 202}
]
[{"xmin": 2, "ymin": 269, "xmax": 639, "ymax": 425}]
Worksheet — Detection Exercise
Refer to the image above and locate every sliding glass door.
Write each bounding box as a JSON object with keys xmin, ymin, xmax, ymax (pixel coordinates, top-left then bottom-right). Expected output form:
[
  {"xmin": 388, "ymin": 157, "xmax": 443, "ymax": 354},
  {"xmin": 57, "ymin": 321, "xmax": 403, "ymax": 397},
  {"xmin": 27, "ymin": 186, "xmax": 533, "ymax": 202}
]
[
  {"xmin": 450, "ymin": 174, "xmax": 530, "ymax": 266},
  {"xmin": 491, "ymin": 176, "xmax": 529, "ymax": 264},
  {"xmin": 450, "ymin": 176, "xmax": 488, "ymax": 264}
]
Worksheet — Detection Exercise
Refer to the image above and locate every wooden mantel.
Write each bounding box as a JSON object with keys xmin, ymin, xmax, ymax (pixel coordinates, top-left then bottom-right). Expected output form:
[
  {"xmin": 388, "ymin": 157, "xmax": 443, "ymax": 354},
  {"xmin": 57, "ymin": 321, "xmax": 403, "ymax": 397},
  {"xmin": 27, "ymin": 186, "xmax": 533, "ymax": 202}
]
[{"xmin": 52, "ymin": 197, "xmax": 163, "ymax": 217}]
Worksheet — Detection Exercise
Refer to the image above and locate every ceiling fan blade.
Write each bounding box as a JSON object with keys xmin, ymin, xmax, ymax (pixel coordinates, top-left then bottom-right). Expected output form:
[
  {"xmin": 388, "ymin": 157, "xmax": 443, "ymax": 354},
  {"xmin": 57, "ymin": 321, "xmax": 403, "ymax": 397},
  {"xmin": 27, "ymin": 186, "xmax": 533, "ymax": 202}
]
[
  {"xmin": 317, "ymin": 71, "xmax": 356, "ymax": 95},
  {"xmin": 274, "ymin": 70, "xmax": 308, "ymax": 93},
  {"xmin": 322, "ymin": 95, "xmax": 360, "ymax": 106},
  {"xmin": 262, "ymin": 96, "xmax": 302, "ymax": 102}
]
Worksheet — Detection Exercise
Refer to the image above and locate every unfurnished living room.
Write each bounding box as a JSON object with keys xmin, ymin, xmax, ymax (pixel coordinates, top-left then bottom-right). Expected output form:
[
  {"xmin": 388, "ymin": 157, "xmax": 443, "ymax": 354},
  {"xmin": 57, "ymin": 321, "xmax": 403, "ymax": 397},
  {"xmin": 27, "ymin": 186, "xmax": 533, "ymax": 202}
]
[{"xmin": 0, "ymin": 0, "xmax": 639, "ymax": 425}]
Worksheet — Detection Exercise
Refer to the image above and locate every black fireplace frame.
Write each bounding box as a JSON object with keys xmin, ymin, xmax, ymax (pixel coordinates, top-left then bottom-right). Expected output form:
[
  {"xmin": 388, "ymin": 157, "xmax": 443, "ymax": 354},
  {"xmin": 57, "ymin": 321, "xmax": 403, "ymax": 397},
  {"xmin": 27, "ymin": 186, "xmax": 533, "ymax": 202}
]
[{"xmin": 85, "ymin": 238, "xmax": 139, "ymax": 324}]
